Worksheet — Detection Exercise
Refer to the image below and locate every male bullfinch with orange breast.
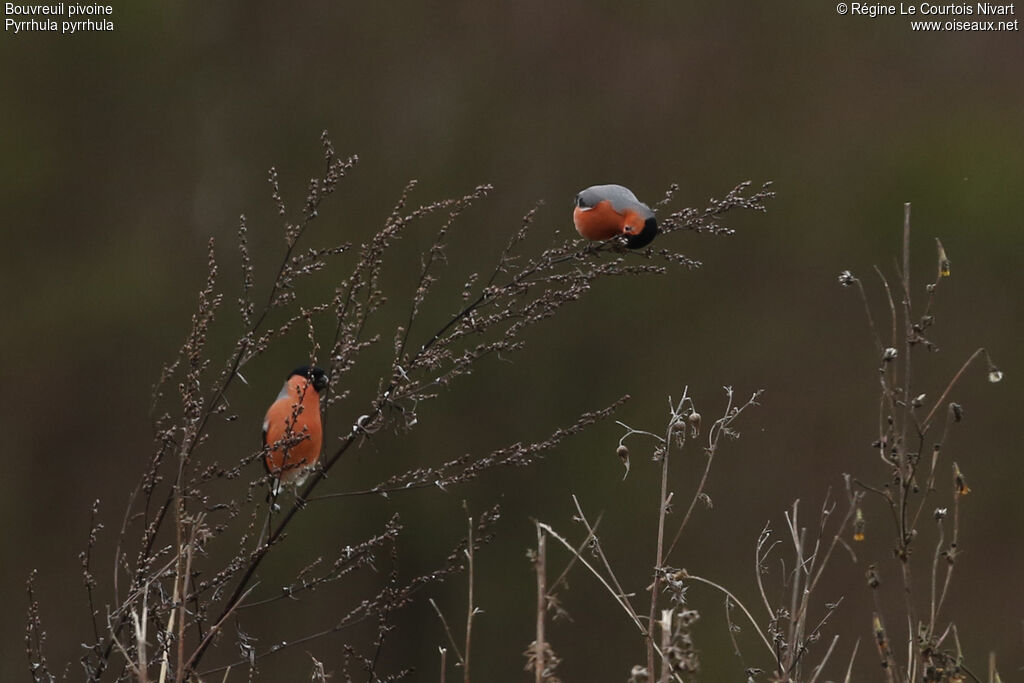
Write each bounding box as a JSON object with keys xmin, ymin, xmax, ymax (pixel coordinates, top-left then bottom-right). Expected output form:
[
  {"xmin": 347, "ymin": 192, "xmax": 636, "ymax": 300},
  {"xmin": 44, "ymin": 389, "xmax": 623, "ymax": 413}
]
[
  {"xmin": 263, "ymin": 366, "xmax": 328, "ymax": 497},
  {"xmin": 573, "ymin": 184, "xmax": 659, "ymax": 249}
]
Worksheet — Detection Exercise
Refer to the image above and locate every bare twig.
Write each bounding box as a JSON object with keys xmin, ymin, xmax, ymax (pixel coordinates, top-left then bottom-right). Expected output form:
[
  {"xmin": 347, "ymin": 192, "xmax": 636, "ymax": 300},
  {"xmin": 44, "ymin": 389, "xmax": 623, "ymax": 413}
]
[{"xmin": 534, "ymin": 524, "xmax": 547, "ymax": 683}]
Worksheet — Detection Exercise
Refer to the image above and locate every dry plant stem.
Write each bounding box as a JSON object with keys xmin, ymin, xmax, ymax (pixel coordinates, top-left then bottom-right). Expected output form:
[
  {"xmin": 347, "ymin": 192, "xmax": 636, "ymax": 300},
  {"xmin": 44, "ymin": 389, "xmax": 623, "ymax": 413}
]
[
  {"xmin": 535, "ymin": 523, "xmax": 682, "ymax": 682},
  {"xmin": 537, "ymin": 524, "xmax": 646, "ymax": 635},
  {"xmin": 900, "ymin": 203, "xmax": 913, "ymax": 451},
  {"xmin": 614, "ymin": 388, "xmax": 759, "ymax": 678},
  {"xmin": 870, "ymin": 272, "xmax": 903, "ymax": 464},
  {"xmin": 929, "ymin": 513, "xmax": 946, "ymax": 636},
  {"xmin": 874, "ymin": 265, "xmax": 898, "ymax": 352},
  {"xmin": 663, "ymin": 435, "xmax": 708, "ymax": 561},
  {"xmin": 659, "ymin": 610, "xmax": 673, "ymax": 683},
  {"xmin": 185, "ymin": 429, "xmax": 359, "ymax": 671},
  {"xmin": 665, "ymin": 388, "xmax": 761, "ymax": 560},
  {"xmin": 172, "ymin": 515, "xmax": 186, "ymax": 682},
  {"xmin": 81, "ymin": 500, "xmax": 103, "ymax": 649},
  {"xmin": 569, "ymin": 497, "xmax": 632, "ymax": 610},
  {"xmin": 463, "ymin": 512, "xmax": 475, "ymax": 683},
  {"xmin": 723, "ymin": 596, "xmax": 744, "ymax": 662},
  {"xmin": 198, "ymin": 509, "xmax": 496, "ymax": 677},
  {"xmin": 25, "ymin": 570, "xmax": 61, "ymax": 679},
  {"xmin": 871, "ymin": 594, "xmax": 898, "ymax": 683},
  {"xmin": 806, "ymin": 486, "xmax": 860, "ymax": 599},
  {"xmin": 785, "ymin": 507, "xmax": 810, "ymax": 676},
  {"xmin": 534, "ymin": 524, "xmax": 547, "ymax": 683},
  {"xmin": 134, "ymin": 588, "xmax": 149, "ymax": 682},
  {"xmin": 158, "ymin": 601, "xmax": 175, "ymax": 683},
  {"xmin": 364, "ymin": 617, "xmax": 389, "ymax": 683},
  {"xmin": 310, "ymin": 401, "xmax": 626, "ymax": 501},
  {"xmin": 783, "ymin": 495, "xmax": 856, "ymax": 679},
  {"xmin": 180, "ymin": 519, "xmax": 202, "ymax": 681},
  {"xmin": 842, "ymin": 640, "xmax": 860, "ymax": 683},
  {"xmin": 429, "ymin": 600, "xmax": 464, "ymax": 667},
  {"xmin": 986, "ymin": 652, "xmax": 998, "ymax": 683},
  {"xmin": 896, "ymin": 205, "xmax": 921, "ymax": 645},
  {"xmin": 855, "ymin": 205, "xmax": 1005, "ymax": 680},
  {"xmin": 754, "ymin": 525, "xmax": 781, "ymax": 619},
  {"xmin": 793, "ymin": 603, "xmax": 843, "ymax": 678},
  {"xmin": 109, "ymin": 605, "xmax": 142, "ymax": 680},
  {"xmin": 682, "ymin": 574, "xmax": 773, "ymax": 654},
  {"xmin": 189, "ymin": 584, "xmax": 259, "ymax": 669},
  {"xmin": 920, "ymin": 347, "xmax": 992, "ymax": 431},
  {"xmin": 646, "ymin": 397, "xmax": 683, "ymax": 678},
  {"xmin": 747, "ymin": 487, "xmax": 860, "ymax": 681},
  {"xmin": 547, "ymin": 513, "xmax": 601, "ymax": 595},
  {"xmin": 909, "ymin": 409, "xmax": 953, "ymax": 532},
  {"xmin": 950, "ymin": 629, "xmax": 985, "ymax": 683},
  {"xmin": 806, "ymin": 634, "xmax": 840, "ymax": 683},
  {"xmin": 888, "ymin": 204, "xmax": 983, "ymax": 679},
  {"xmin": 930, "ymin": 465, "xmax": 962, "ymax": 636},
  {"xmin": 192, "ymin": 395, "xmax": 623, "ymax": 671},
  {"xmin": 852, "ymin": 277, "xmax": 883, "ymax": 357}
]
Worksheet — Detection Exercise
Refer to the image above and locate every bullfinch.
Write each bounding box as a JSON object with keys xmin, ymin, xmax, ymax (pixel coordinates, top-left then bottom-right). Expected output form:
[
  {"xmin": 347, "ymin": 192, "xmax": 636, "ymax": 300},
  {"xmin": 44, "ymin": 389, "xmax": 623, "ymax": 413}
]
[
  {"xmin": 573, "ymin": 184, "xmax": 658, "ymax": 249},
  {"xmin": 263, "ymin": 366, "xmax": 328, "ymax": 496}
]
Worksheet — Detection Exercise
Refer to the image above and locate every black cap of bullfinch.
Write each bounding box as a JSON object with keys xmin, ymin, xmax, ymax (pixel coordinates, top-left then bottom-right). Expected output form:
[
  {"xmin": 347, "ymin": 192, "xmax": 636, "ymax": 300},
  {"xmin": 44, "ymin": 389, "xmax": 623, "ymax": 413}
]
[
  {"xmin": 573, "ymin": 184, "xmax": 659, "ymax": 249},
  {"xmin": 263, "ymin": 366, "xmax": 329, "ymax": 495},
  {"xmin": 289, "ymin": 366, "xmax": 329, "ymax": 393}
]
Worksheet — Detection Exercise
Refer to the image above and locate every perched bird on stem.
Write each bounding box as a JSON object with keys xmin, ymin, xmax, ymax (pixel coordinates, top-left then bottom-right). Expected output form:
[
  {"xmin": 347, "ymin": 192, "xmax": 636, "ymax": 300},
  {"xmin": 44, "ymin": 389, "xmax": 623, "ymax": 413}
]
[
  {"xmin": 573, "ymin": 184, "xmax": 659, "ymax": 249},
  {"xmin": 263, "ymin": 366, "xmax": 328, "ymax": 498}
]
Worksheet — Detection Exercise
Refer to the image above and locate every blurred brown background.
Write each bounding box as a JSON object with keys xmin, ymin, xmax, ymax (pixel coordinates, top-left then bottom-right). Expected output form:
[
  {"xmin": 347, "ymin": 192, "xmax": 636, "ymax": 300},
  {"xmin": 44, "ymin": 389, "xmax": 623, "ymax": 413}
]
[{"xmin": 2, "ymin": 1, "xmax": 1022, "ymax": 680}]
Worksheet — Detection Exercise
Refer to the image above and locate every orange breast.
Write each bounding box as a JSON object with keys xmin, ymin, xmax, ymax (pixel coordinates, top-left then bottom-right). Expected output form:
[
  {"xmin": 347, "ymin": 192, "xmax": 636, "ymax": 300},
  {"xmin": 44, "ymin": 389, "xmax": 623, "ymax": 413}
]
[
  {"xmin": 573, "ymin": 201, "xmax": 649, "ymax": 242},
  {"xmin": 574, "ymin": 200, "xmax": 626, "ymax": 241},
  {"xmin": 264, "ymin": 378, "xmax": 323, "ymax": 482}
]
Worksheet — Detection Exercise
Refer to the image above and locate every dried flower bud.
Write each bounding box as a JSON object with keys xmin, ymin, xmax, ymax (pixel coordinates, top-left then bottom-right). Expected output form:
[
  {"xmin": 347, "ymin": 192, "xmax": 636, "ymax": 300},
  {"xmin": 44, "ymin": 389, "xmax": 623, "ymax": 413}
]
[
  {"xmin": 936, "ymin": 238, "xmax": 951, "ymax": 277},
  {"xmin": 954, "ymin": 463, "xmax": 970, "ymax": 496},
  {"xmin": 883, "ymin": 347, "xmax": 898, "ymax": 362},
  {"xmin": 853, "ymin": 507, "xmax": 865, "ymax": 542},
  {"xmin": 950, "ymin": 403, "xmax": 963, "ymax": 422},
  {"xmin": 628, "ymin": 666, "xmax": 650, "ymax": 683},
  {"xmin": 866, "ymin": 564, "xmax": 880, "ymax": 589},
  {"xmin": 837, "ymin": 270, "xmax": 856, "ymax": 287},
  {"xmin": 988, "ymin": 368, "xmax": 1003, "ymax": 383},
  {"xmin": 934, "ymin": 507, "xmax": 947, "ymax": 520},
  {"xmin": 912, "ymin": 393, "xmax": 926, "ymax": 407},
  {"xmin": 678, "ymin": 608, "xmax": 699, "ymax": 627},
  {"xmin": 617, "ymin": 444, "xmax": 631, "ymax": 480},
  {"xmin": 687, "ymin": 411, "xmax": 701, "ymax": 432}
]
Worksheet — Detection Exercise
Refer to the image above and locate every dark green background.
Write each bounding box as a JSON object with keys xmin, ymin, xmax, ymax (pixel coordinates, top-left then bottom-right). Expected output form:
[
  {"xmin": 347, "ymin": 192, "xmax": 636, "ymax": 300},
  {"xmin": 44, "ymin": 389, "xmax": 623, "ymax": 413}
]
[{"xmin": 2, "ymin": 2, "xmax": 1021, "ymax": 680}]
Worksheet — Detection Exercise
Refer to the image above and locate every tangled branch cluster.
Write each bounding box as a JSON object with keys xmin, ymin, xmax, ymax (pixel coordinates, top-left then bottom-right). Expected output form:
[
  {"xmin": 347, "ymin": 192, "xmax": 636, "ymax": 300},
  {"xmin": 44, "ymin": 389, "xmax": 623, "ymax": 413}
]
[{"xmin": 26, "ymin": 132, "xmax": 772, "ymax": 682}]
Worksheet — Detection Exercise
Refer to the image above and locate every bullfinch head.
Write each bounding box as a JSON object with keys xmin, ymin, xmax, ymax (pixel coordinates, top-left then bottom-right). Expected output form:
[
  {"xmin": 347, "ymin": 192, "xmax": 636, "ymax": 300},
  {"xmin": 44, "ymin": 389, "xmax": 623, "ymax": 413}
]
[
  {"xmin": 263, "ymin": 366, "xmax": 329, "ymax": 492},
  {"xmin": 573, "ymin": 184, "xmax": 658, "ymax": 249},
  {"xmin": 290, "ymin": 365, "xmax": 329, "ymax": 393}
]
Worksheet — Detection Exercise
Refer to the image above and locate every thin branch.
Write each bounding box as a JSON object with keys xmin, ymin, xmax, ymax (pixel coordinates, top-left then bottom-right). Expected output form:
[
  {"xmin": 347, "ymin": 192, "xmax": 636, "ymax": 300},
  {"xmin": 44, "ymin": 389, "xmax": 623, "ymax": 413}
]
[
  {"xmin": 428, "ymin": 600, "xmax": 464, "ymax": 666},
  {"xmin": 534, "ymin": 524, "xmax": 546, "ymax": 683},
  {"xmin": 681, "ymin": 573, "xmax": 774, "ymax": 655}
]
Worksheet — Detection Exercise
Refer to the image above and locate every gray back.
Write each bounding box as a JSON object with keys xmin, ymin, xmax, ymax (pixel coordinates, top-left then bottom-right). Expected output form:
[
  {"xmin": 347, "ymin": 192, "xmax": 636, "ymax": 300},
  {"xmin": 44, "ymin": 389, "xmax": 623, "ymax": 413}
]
[{"xmin": 577, "ymin": 184, "xmax": 653, "ymax": 219}]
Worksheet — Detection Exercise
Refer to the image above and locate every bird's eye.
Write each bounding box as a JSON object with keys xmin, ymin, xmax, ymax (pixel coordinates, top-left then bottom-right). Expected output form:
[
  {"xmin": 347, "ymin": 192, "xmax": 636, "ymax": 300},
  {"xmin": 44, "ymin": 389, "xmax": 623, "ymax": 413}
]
[{"xmin": 575, "ymin": 195, "xmax": 585, "ymax": 208}]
